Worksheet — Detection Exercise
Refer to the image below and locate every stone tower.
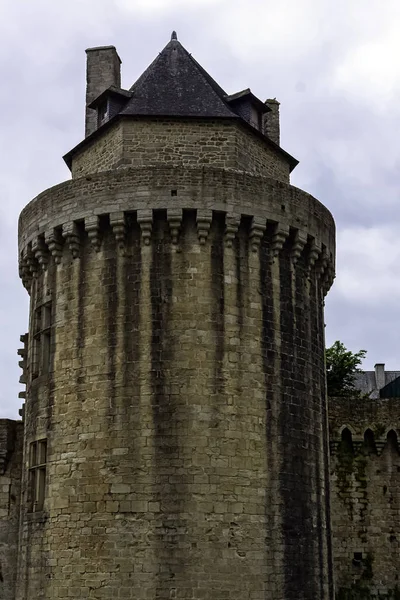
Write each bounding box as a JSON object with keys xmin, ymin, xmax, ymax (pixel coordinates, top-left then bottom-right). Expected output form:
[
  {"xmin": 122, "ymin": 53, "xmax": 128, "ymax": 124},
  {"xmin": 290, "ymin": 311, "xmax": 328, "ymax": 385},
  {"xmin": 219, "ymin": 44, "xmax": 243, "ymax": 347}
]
[{"xmin": 16, "ymin": 34, "xmax": 335, "ymax": 599}]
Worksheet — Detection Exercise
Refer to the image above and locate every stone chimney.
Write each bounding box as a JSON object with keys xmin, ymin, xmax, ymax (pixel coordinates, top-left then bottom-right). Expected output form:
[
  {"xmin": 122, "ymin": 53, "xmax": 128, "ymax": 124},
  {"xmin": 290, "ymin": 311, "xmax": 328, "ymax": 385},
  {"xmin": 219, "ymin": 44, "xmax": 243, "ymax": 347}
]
[
  {"xmin": 374, "ymin": 363, "xmax": 385, "ymax": 390},
  {"xmin": 263, "ymin": 98, "xmax": 280, "ymax": 145},
  {"xmin": 85, "ymin": 46, "xmax": 121, "ymax": 138}
]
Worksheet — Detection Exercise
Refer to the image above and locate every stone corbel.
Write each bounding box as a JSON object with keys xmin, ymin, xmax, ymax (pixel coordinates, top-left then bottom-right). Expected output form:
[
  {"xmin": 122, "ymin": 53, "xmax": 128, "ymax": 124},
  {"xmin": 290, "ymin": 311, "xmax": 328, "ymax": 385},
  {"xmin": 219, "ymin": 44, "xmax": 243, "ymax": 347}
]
[
  {"xmin": 224, "ymin": 213, "xmax": 241, "ymax": 248},
  {"xmin": 167, "ymin": 208, "xmax": 183, "ymax": 245},
  {"xmin": 32, "ymin": 236, "xmax": 49, "ymax": 271},
  {"xmin": 249, "ymin": 216, "xmax": 266, "ymax": 252},
  {"xmin": 315, "ymin": 248, "xmax": 329, "ymax": 281},
  {"xmin": 109, "ymin": 211, "xmax": 126, "ymax": 252},
  {"xmin": 45, "ymin": 228, "xmax": 63, "ymax": 264},
  {"xmin": 19, "ymin": 249, "xmax": 33, "ymax": 290},
  {"xmin": 62, "ymin": 222, "xmax": 80, "ymax": 259},
  {"xmin": 85, "ymin": 215, "xmax": 101, "ymax": 252},
  {"xmin": 26, "ymin": 245, "xmax": 39, "ymax": 279},
  {"xmin": 291, "ymin": 230, "xmax": 308, "ymax": 265},
  {"xmin": 307, "ymin": 239, "xmax": 322, "ymax": 275},
  {"xmin": 270, "ymin": 223, "xmax": 289, "ymax": 263},
  {"xmin": 196, "ymin": 209, "xmax": 212, "ymax": 245},
  {"xmin": 18, "ymin": 333, "xmax": 28, "ymax": 386},
  {"xmin": 322, "ymin": 260, "xmax": 335, "ymax": 296},
  {"xmin": 137, "ymin": 209, "xmax": 153, "ymax": 246}
]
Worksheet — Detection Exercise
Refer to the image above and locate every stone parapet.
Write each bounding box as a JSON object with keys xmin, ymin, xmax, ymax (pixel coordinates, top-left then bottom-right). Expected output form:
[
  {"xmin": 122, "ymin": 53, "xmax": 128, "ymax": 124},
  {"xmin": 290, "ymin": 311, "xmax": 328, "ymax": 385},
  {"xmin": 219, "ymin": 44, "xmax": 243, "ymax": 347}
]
[{"xmin": 18, "ymin": 166, "xmax": 335, "ymax": 294}]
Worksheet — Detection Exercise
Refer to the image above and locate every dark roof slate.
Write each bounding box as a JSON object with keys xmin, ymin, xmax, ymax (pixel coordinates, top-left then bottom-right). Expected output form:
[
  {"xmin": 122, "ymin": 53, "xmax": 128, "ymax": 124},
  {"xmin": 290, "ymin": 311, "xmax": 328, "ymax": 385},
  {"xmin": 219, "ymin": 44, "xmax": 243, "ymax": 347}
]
[
  {"xmin": 119, "ymin": 38, "xmax": 238, "ymax": 118},
  {"xmin": 353, "ymin": 370, "xmax": 400, "ymax": 399},
  {"xmin": 225, "ymin": 88, "xmax": 268, "ymax": 113},
  {"xmin": 88, "ymin": 86, "xmax": 132, "ymax": 109}
]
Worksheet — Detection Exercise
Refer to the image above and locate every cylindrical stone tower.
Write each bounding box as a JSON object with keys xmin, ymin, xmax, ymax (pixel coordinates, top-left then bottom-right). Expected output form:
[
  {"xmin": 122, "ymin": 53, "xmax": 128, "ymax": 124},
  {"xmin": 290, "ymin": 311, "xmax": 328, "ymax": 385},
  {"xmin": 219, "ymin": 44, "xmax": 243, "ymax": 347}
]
[{"xmin": 16, "ymin": 35, "xmax": 335, "ymax": 600}]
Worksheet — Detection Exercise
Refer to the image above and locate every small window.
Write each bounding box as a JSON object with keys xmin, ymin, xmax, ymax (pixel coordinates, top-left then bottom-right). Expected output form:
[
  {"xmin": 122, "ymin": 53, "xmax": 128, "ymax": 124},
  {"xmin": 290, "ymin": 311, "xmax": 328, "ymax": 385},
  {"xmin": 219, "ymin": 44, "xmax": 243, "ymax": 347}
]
[
  {"xmin": 29, "ymin": 439, "xmax": 47, "ymax": 512},
  {"xmin": 32, "ymin": 302, "xmax": 52, "ymax": 380},
  {"xmin": 98, "ymin": 101, "xmax": 109, "ymax": 127},
  {"xmin": 250, "ymin": 105, "xmax": 262, "ymax": 131},
  {"xmin": 352, "ymin": 552, "xmax": 363, "ymax": 566}
]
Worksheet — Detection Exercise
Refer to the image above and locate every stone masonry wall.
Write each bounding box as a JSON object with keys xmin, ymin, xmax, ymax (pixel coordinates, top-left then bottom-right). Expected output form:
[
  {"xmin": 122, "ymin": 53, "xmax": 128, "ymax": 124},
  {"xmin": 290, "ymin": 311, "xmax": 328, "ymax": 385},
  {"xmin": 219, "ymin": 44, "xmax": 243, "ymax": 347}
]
[
  {"xmin": 73, "ymin": 121, "xmax": 123, "ymax": 177},
  {"xmin": 329, "ymin": 396, "xmax": 400, "ymax": 599},
  {"xmin": 17, "ymin": 165, "xmax": 335, "ymax": 599},
  {"xmin": 234, "ymin": 121, "xmax": 284, "ymax": 178},
  {"xmin": 0, "ymin": 419, "xmax": 23, "ymax": 600},
  {"xmin": 71, "ymin": 119, "xmax": 291, "ymax": 183}
]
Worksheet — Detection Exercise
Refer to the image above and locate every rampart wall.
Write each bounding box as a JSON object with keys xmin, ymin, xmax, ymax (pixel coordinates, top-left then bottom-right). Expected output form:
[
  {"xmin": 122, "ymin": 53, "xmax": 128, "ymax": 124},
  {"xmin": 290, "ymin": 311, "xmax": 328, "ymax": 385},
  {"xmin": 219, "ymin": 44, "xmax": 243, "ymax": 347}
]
[
  {"xmin": 0, "ymin": 420, "xmax": 23, "ymax": 600},
  {"xmin": 329, "ymin": 396, "xmax": 400, "ymax": 599}
]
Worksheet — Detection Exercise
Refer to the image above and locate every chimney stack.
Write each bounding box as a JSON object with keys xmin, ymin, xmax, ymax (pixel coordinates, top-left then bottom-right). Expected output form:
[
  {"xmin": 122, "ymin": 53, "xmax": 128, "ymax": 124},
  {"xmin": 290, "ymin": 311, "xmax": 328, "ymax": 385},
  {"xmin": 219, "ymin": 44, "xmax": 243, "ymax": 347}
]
[
  {"xmin": 264, "ymin": 98, "xmax": 280, "ymax": 145},
  {"xmin": 85, "ymin": 46, "xmax": 121, "ymax": 138},
  {"xmin": 374, "ymin": 363, "xmax": 385, "ymax": 390}
]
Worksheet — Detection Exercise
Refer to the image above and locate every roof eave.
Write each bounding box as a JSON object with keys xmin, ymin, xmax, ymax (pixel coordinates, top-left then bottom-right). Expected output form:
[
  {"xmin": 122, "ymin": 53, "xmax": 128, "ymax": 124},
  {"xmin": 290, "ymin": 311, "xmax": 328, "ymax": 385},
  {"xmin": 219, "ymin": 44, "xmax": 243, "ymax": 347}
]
[
  {"xmin": 226, "ymin": 89, "xmax": 269, "ymax": 114},
  {"xmin": 63, "ymin": 114, "xmax": 122, "ymax": 169},
  {"xmin": 237, "ymin": 119, "xmax": 298, "ymax": 172},
  {"xmin": 88, "ymin": 86, "xmax": 133, "ymax": 109}
]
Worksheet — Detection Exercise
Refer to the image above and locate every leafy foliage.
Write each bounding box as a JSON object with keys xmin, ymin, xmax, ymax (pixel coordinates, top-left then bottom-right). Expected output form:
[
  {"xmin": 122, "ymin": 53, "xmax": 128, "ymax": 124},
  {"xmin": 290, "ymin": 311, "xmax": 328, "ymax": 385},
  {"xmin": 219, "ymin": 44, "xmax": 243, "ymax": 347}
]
[{"xmin": 326, "ymin": 341, "xmax": 366, "ymax": 397}]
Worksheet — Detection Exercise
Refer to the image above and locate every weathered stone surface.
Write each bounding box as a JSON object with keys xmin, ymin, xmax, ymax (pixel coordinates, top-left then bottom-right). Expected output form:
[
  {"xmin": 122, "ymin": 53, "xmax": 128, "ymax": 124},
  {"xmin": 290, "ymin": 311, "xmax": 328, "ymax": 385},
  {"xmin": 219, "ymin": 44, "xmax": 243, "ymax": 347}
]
[
  {"xmin": 0, "ymin": 420, "xmax": 23, "ymax": 600},
  {"xmin": 329, "ymin": 396, "xmax": 400, "ymax": 598},
  {"xmin": 14, "ymin": 160, "xmax": 335, "ymax": 598},
  {"xmin": 71, "ymin": 119, "xmax": 292, "ymax": 183},
  {"xmin": 85, "ymin": 46, "xmax": 121, "ymax": 138},
  {"xmin": 11, "ymin": 38, "xmax": 337, "ymax": 600}
]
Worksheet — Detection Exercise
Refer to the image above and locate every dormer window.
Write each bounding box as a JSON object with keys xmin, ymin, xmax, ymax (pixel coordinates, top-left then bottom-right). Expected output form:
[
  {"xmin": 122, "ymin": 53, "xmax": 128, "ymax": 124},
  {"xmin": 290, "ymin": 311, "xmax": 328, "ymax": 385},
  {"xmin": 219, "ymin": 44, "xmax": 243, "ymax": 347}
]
[
  {"xmin": 98, "ymin": 100, "xmax": 109, "ymax": 127},
  {"xmin": 250, "ymin": 105, "xmax": 262, "ymax": 131},
  {"xmin": 225, "ymin": 88, "xmax": 266, "ymax": 133}
]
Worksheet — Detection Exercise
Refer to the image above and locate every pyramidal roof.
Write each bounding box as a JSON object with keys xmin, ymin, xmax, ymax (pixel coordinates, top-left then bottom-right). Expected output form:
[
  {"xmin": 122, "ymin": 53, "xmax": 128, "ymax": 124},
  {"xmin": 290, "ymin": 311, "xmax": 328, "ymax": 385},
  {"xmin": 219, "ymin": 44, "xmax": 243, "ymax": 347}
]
[
  {"xmin": 119, "ymin": 33, "xmax": 238, "ymax": 118},
  {"xmin": 64, "ymin": 33, "xmax": 299, "ymax": 171}
]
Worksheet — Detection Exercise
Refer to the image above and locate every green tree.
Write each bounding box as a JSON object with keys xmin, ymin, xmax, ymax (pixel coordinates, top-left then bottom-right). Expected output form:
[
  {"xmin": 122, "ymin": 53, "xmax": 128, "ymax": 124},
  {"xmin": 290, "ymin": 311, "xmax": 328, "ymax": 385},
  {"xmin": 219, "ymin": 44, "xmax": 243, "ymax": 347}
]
[{"xmin": 325, "ymin": 341, "xmax": 367, "ymax": 397}]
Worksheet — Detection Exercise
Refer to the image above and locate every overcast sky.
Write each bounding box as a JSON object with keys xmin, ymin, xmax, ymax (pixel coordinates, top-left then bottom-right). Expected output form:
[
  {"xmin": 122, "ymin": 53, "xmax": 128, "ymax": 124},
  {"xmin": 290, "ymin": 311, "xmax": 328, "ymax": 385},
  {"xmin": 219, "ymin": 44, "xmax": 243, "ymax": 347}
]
[{"xmin": 1, "ymin": 0, "xmax": 400, "ymax": 418}]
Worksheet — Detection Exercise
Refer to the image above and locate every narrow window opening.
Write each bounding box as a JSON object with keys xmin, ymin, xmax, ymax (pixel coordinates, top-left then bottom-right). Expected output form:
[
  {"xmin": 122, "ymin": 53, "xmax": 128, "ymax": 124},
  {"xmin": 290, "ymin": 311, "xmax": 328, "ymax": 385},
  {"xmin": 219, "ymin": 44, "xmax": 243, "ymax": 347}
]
[
  {"xmin": 387, "ymin": 430, "xmax": 399, "ymax": 453},
  {"xmin": 171, "ymin": 189, "xmax": 177, "ymax": 197},
  {"xmin": 31, "ymin": 301, "xmax": 52, "ymax": 380},
  {"xmin": 29, "ymin": 439, "xmax": 47, "ymax": 512},
  {"xmin": 98, "ymin": 101, "xmax": 109, "ymax": 127},
  {"xmin": 341, "ymin": 427, "xmax": 354, "ymax": 453}
]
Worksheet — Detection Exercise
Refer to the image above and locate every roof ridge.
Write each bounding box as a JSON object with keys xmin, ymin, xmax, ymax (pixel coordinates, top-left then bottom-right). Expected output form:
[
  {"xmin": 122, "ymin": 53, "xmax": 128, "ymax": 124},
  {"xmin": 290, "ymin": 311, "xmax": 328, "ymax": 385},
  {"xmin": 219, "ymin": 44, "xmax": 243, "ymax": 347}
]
[
  {"xmin": 129, "ymin": 51, "xmax": 162, "ymax": 93},
  {"xmin": 179, "ymin": 44, "xmax": 228, "ymax": 98},
  {"xmin": 176, "ymin": 42, "xmax": 237, "ymax": 114}
]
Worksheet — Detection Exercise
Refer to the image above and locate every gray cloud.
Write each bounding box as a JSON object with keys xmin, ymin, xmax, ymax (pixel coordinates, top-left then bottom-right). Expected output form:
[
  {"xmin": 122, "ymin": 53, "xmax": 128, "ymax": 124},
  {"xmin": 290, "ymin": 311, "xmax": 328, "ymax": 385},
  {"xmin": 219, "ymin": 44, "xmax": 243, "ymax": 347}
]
[{"xmin": 1, "ymin": 0, "xmax": 400, "ymax": 416}]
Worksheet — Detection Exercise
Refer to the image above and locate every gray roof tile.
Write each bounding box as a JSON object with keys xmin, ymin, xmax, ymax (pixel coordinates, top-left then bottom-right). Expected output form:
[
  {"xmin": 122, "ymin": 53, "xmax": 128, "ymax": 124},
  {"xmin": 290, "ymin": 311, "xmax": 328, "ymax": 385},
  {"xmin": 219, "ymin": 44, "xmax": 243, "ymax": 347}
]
[{"xmin": 119, "ymin": 37, "xmax": 238, "ymax": 118}]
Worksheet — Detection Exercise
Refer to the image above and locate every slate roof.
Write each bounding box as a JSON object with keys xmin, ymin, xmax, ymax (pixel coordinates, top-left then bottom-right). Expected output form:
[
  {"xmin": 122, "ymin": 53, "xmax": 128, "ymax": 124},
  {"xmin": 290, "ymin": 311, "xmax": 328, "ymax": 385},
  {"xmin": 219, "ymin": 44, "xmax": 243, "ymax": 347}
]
[
  {"xmin": 119, "ymin": 36, "xmax": 238, "ymax": 118},
  {"xmin": 353, "ymin": 370, "xmax": 400, "ymax": 398},
  {"xmin": 380, "ymin": 376, "xmax": 400, "ymax": 398},
  {"xmin": 225, "ymin": 88, "xmax": 267, "ymax": 112},
  {"xmin": 88, "ymin": 86, "xmax": 132, "ymax": 109}
]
